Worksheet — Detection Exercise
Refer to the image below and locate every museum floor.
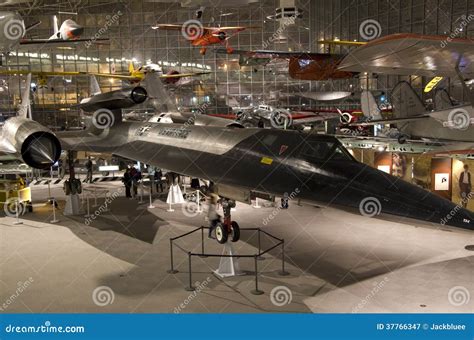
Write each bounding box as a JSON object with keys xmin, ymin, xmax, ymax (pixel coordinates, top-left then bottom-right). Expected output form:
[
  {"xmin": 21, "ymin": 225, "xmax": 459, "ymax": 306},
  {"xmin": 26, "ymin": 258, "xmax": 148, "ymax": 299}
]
[{"xmin": 1, "ymin": 180, "xmax": 473, "ymax": 313}]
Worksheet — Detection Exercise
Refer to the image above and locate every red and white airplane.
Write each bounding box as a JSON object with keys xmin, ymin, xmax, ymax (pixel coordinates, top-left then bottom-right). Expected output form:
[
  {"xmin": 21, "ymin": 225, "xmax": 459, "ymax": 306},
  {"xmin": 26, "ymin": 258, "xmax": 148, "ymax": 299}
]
[{"xmin": 153, "ymin": 23, "xmax": 258, "ymax": 55}]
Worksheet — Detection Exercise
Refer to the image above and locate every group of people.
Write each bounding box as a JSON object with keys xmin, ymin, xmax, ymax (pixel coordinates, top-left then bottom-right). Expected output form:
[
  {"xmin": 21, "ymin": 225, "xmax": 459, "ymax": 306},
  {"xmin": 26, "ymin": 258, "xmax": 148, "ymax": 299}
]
[{"xmin": 122, "ymin": 166, "xmax": 142, "ymax": 198}]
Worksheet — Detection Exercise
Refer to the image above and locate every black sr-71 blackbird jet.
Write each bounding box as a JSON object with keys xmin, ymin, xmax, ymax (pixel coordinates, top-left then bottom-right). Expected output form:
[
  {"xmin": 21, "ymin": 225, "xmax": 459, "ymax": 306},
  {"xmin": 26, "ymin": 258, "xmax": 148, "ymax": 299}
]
[{"xmin": 0, "ymin": 74, "xmax": 472, "ymax": 235}]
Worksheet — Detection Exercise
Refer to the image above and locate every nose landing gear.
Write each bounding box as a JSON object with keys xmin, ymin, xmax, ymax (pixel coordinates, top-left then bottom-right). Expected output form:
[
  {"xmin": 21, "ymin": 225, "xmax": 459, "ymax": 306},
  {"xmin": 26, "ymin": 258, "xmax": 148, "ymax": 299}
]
[{"xmin": 215, "ymin": 198, "xmax": 240, "ymax": 244}]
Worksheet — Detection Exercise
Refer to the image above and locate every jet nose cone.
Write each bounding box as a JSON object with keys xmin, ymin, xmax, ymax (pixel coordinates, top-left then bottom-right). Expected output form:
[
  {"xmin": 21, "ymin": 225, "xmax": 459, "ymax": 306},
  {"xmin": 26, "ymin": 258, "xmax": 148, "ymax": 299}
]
[
  {"xmin": 338, "ymin": 163, "xmax": 474, "ymax": 230},
  {"xmin": 21, "ymin": 132, "xmax": 61, "ymax": 170}
]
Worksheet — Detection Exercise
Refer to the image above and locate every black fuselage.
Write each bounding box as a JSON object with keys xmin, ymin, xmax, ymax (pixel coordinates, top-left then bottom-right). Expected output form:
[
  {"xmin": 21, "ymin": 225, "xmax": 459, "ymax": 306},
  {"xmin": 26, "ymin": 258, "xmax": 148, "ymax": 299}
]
[{"xmin": 58, "ymin": 122, "xmax": 474, "ymax": 230}]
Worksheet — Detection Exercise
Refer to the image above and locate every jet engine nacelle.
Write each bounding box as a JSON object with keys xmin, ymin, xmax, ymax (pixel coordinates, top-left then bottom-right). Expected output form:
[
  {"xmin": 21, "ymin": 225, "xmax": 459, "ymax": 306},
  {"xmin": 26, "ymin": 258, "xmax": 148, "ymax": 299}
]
[
  {"xmin": 79, "ymin": 86, "xmax": 148, "ymax": 113},
  {"xmin": 2, "ymin": 117, "xmax": 61, "ymax": 169}
]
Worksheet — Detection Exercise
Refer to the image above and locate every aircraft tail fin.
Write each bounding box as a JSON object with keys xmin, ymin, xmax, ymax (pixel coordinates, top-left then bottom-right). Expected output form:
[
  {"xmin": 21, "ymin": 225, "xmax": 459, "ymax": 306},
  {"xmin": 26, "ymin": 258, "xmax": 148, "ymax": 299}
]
[
  {"xmin": 434, "ymin": 89, "xmax": 454, "ymax": 110},
  {"xmin": 128, "ymin": 61, "xmax": 135, "ymax": 74},
  {"xmin": 53, "ymin": 15, "xmax": 59, "ymax": 35},
  {"xmin": 361, "ymin": 90, "xmax": 382, "ymax": 120},
  {"xmin": 145, "ymin": 72, "xmax": 178, "ymax": 113},
  {"xmin": 18, "ymin": 73, "xmax": 31, "ymax": 119},
  {"xmin": 90, "ymin": 75, "xmax": 101, "ymax": 96},
  {"xmin": 390, "ymin": 81, "xmax": 426, "ymax": 118}
]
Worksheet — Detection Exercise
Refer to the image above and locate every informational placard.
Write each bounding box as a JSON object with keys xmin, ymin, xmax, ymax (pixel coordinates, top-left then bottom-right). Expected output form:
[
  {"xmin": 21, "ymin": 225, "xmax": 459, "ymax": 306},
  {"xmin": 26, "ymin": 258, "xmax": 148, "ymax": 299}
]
[
  {"xmin": 98, "ymin": 165, "xmax": 120, "ymax": 171},
  {"xmin": 434, "ymin": 173, "xmax": 450, "ymax": 191}
]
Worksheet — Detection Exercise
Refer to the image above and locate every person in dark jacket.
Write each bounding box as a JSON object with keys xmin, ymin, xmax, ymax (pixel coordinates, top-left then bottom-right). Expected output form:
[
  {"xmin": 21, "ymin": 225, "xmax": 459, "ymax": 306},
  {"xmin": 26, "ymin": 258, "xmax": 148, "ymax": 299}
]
[
  {"xmin": 154, "ymin": 168, "xmax": 164, "ymax": 193},
  {"xmin": 122, "ymin": 168, "xmax": 132, "ymax": 198},
  {"xmin": 459, "ymin": 164, "xmax": 472, "ymax": 208},
  {"xmin": 85, "ymin": 156, "xmax": 93, "ymax": 183}
]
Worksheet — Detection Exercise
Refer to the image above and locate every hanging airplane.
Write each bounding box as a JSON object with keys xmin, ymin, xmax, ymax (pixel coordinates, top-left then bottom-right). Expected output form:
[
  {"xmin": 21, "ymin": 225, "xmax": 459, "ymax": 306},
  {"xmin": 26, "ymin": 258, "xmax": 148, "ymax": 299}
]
[
  {"xmin": 153, "ymin": 23, "xmax": 259, "ymax": 55},
  {"xmin": 214, "ymin": 48, "xmax": 354, "ymax": 80},
  {"xmin": 0, "ymin": 61, "xmax": 210, "ymax": 88},
  {"xmin": 19, "ymin": 14, "xmax": 109, "ymax": 46},
  {"xmin": 336, "ymin": 33, "xmax": 473, "ymax": 151},
  {"xmin": 84, "ymin": 61, "xmax": 211, "ymax": 84},
  {"xmin": 0, "ymin": 11, "xmax": 109, "ymax": 58}
]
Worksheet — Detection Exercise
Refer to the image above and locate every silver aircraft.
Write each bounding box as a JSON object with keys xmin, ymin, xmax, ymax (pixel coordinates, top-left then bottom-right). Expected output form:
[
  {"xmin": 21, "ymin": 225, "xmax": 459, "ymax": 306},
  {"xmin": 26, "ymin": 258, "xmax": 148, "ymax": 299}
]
[
  {"xmin": 338, "ymin": 33, "xmax": 474, "ymax": 152},
  {"xmin": 0, "ymin": 11, "xmax": 108, "ymax": 56}
]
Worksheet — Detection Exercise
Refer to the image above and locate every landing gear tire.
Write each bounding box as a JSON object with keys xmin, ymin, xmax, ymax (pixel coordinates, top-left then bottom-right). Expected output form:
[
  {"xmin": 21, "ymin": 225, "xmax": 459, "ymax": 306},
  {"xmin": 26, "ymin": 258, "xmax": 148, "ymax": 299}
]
[
  {"xmin": 215, "ymin": 223, "xmax": 228, "ymax": 244},
  {"xmin": 397, "ymin": 134, "xmax": 408, "ymax": 144},
  {"xmin": 231, "ymin": 221, "xmax": 240, "ymax": 242}
]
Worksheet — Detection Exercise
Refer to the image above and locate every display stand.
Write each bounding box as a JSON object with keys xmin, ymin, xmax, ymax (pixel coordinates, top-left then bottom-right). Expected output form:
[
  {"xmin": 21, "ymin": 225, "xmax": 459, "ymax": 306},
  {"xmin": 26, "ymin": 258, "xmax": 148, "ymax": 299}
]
[
  {"xmin": 50, "ymin": 198, "xmax": 59, "ymax": 223},
  {"xmin": 148, "ymin": 186, "xmax": 155, "ymax": 209},
  {"xmin": 196, "ymin": 190, "xmax": 203, "ymax": 213},
  {"xmin": 213, "ymin": 243, "xmax": 244, "ymax": 278},
  {"xmin": 253, "ymin": 197, "xmax": 261, "ymax": 208},
  {"xmin": 166, "ymin": 184, "xmax": 185, "ymax": 212},
  {"xmin": 64, "ymin": 194, "xmax": 81, "ymax": 216},
  {"xmin": 83, "ymin": 194, "xmax": 93, "ymax": 218},
  {"xmin": 13, "ymin": 200, "xmax": 23, "ymax": 225}
]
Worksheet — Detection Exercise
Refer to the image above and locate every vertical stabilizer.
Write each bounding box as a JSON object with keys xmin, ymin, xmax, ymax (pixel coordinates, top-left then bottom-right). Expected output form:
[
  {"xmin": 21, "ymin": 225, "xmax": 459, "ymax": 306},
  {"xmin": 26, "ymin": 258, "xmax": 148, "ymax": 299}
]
[
  {"xmin": 434, "ymin": 89, "xmax": 454, "ymax": 110},
  {"xmin": 361, "ymin": 90, "xmax": 382, "ymax": 120},
  {"xmin": 53, "ymin": 15, "xmax": 59, "ymax": 35},
  {"xmin": 18, "ymin": 73, "xmax": 31, "ymax": 119},
  {"xmin": 128, "ymin": 61, "xmax": 135, "ymax": 74},
  {"xmin": 390, "ymin": 81, "xmax": 426, "ymax": 118},
  {"xmin": 145, "ymin": 72, "xmax": 178, "ymax": 113},
  {"xmin": 90, "ymin": 75, "xmax": 101, "ymax": 96}
]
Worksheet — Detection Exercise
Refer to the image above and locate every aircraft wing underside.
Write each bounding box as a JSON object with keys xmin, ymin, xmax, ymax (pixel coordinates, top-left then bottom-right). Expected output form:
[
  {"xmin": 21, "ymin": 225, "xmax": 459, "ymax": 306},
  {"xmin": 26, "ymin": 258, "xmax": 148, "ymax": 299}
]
[{"xmin": 338, "ymin": 33, "xmax": 474, "ymax": 78}]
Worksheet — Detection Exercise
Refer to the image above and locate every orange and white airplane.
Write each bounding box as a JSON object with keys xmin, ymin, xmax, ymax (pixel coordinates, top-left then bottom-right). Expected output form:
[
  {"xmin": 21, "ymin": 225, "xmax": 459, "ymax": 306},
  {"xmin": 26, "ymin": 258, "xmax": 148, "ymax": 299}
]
[{"xmin": 153, "ymin": 22, "xmax": 258, "ymax": 55}]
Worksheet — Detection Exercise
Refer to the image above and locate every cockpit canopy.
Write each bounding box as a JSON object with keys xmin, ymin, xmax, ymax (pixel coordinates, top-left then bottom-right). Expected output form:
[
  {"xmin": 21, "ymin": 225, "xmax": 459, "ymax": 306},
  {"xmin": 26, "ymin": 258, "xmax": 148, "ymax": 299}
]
[{"xmin": 300, "ymin": 140, "xmax": 355, "ymax": 162}]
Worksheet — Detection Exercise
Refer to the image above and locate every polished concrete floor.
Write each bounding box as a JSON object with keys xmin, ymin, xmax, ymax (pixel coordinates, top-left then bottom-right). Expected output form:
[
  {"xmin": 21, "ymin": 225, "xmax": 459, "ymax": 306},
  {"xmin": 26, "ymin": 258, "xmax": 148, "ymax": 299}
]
[{"xmin": 1, "ymin": 180, "xmax": 473, "ymax": 313}]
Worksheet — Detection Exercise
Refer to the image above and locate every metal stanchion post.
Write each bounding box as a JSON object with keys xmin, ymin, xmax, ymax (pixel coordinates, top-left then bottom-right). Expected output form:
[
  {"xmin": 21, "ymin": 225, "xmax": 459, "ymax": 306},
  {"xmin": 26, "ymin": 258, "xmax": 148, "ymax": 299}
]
[
  {"xmin": 84, "ymin": 194, "xmax": 93, "ymax": 218},
  {"xmin": 257, "ymin": 229, "xmax": 265, "ymax": 260},
  {"xmin": 185, "ymin": 252, "xmax": 195, "ymax": 291},
  {"xmin": 167, "ymin": 239, "xmax": 178, "ymax": 274},
  {"xmin": 254, "ymin": 197, "xmax": 261, "ymax": 208},
  {"xmin": 196, "ymin": 190, "xmax": 202, "ymax": 213},
  {"xmin": 251, "ymin": 255, "xmax": 264, "ymax": 295},
  {"xmin": 103, "ymin": 192, "xmax": 110, "ymax": 212},
  {"xmin": 199, "ymin": 226, "xmax": 207, "ymax": 258},
  {"xmin": 47, "ymin": 181, "xmax": 51, "ymax": 200},
  {"xmin": 13, "ymin": 200, "xmax": 23, "ymax": 225},
  {"xmin": 148, "ymin": 186, "xmax": 155, "ymax": 208},
  {"xmin": 50, "ymin": 198, "xmax": 59, "ymax": 223},
  {"xmin": 278, "ymin": 240, "xmax": 290, "ymax": 276},
  {"xmin": 139, "ymin": 183, "xmax": 144, "ymax": 203},
  {"xmin": 93, "ymin": 191, "xmax": 98, "ymax": 207}
]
